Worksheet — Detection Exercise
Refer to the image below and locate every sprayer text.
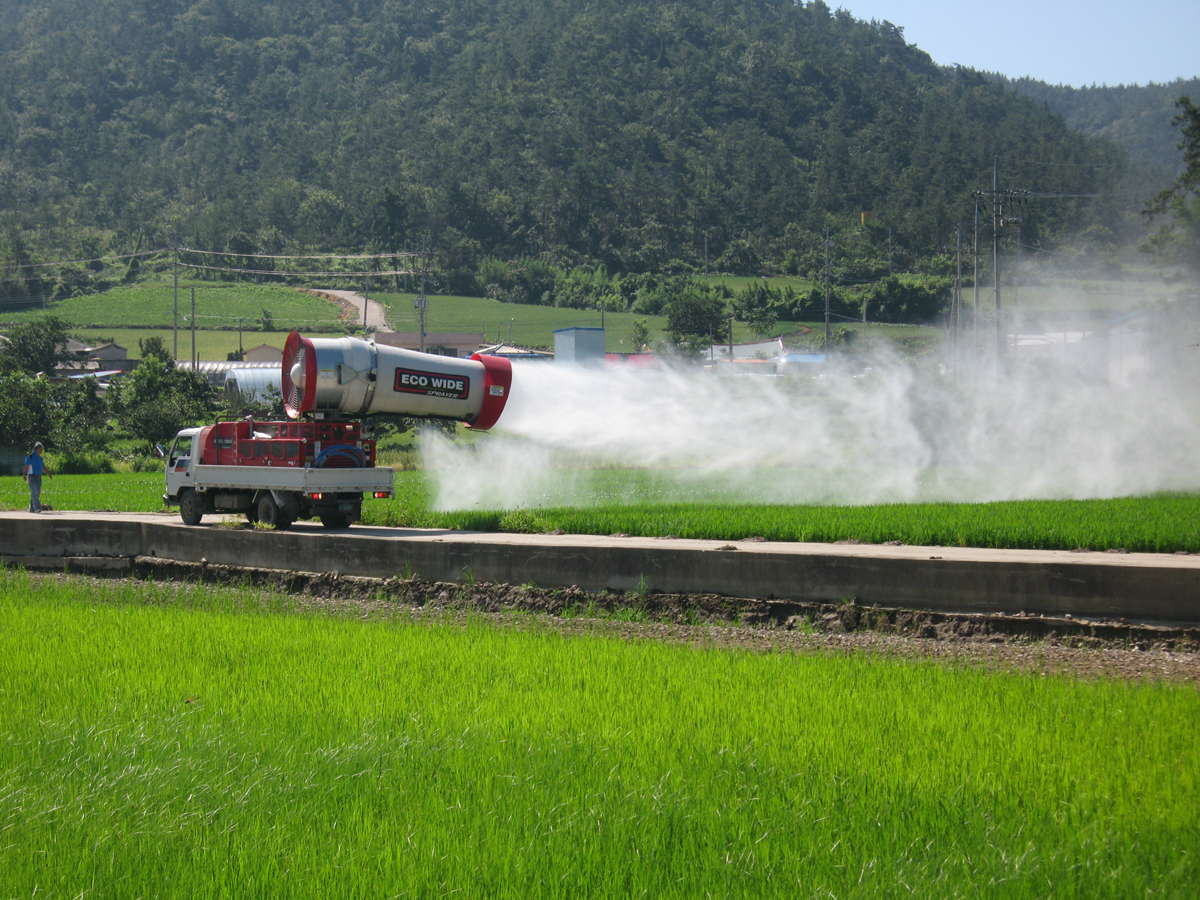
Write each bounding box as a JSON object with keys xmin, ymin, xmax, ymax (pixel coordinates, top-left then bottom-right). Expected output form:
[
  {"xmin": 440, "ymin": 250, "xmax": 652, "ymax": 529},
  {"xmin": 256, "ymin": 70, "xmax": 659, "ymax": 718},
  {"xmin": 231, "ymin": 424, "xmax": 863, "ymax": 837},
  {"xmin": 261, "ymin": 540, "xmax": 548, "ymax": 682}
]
[{"xmin": 393, "ymin": 368, "xmax": 470, "ymax": 400}]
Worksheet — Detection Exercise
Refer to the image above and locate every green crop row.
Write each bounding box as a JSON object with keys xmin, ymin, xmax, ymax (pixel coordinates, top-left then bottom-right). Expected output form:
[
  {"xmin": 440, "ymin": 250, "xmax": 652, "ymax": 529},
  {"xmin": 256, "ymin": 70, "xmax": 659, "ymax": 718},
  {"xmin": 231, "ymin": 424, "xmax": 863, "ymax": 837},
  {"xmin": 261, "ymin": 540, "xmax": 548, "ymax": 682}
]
[
  {"xmin": 2, "ymin": 280, "xmax": 347, "ymax": 331},
  {"xmin": 1, "ymin": 569, "xmax": 1195, "ymax": 898},
  {"xmin": 4, "ymin": 472, "xmax": 1200, "ymax": 553},
  {"xmin": 365, "ymin": 472, "xmax": 1200, "ymax": 553}
]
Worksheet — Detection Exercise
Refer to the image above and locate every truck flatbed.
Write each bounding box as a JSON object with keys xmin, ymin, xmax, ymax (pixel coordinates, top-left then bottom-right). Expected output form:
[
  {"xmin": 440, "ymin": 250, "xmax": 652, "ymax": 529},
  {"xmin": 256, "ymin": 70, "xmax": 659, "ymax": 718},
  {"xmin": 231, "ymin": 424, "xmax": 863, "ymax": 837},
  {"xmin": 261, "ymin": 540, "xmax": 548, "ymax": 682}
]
[{"xmin": 190, "ymin": 464, "xmax": 394, "ymax": 494}]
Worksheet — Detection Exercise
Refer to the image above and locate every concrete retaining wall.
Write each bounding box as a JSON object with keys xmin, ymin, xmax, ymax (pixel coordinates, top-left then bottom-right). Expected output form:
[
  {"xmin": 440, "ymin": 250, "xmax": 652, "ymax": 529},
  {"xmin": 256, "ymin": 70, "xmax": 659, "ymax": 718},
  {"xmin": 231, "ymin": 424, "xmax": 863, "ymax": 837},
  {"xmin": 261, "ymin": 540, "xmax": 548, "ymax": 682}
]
[{"xmin": 3, "ymin": 512, "xmax": 1199, "ymax": 623}]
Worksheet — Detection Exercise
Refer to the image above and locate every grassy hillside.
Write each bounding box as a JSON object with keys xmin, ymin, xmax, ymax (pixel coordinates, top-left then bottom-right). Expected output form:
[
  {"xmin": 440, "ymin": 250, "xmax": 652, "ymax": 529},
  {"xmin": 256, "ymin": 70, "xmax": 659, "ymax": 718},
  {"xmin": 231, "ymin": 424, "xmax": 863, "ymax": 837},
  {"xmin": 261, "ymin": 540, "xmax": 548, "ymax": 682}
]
[
  {"xmin": 0, "ymin": 0, "xmax": 1129, "ymax": 289},
  {"xmin": 2, "ymin": 275, "xmax": 943, "ymax": 359}
]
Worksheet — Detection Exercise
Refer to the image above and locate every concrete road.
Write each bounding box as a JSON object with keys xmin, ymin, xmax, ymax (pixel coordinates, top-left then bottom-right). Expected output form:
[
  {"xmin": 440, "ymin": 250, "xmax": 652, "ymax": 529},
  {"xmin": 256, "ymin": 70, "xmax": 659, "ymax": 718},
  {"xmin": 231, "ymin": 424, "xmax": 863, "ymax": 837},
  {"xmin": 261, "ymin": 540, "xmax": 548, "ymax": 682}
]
[
  {"xmin": 3, "ymin": 509, "xmax": 1199, "ymax": 622},
  {"xmin": 305, "ymin": 289, "xmax": 391, "ymax": 333}
]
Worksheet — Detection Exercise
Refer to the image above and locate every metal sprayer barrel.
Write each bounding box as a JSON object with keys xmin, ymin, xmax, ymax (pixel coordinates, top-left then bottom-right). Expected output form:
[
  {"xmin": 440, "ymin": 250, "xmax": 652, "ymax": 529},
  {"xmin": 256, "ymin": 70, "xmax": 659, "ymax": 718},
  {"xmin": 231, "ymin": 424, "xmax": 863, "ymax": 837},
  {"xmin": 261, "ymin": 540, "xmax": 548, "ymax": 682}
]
[{"xmin": 282, "ymin": 332, "xmax": 512, "ymax": 429}]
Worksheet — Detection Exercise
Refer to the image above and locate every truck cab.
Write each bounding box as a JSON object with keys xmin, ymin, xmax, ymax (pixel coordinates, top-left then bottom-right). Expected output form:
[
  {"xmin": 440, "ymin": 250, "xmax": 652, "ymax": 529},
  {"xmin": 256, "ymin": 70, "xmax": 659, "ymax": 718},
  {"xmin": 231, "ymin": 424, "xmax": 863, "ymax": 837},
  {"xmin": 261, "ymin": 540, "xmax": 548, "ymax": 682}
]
[{"xmin": 163, "ymin": 428, "xmax": 201, "ymax": 503}]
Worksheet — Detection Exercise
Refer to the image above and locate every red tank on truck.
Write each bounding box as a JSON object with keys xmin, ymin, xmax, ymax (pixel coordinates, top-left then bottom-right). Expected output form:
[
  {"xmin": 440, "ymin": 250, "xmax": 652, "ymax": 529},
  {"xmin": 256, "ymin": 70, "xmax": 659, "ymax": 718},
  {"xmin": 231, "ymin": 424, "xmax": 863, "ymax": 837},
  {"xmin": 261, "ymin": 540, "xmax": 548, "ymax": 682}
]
[{"xmin": 163, "ymin": 332, "xmax": 513, "ymax": 529}]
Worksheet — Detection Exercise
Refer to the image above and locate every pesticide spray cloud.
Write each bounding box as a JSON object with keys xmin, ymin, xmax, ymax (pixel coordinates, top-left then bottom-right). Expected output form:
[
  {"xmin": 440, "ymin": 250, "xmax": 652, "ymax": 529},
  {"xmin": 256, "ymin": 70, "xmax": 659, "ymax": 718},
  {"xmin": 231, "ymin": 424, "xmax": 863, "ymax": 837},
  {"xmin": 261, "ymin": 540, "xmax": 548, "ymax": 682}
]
[{"xmin": 423, "ymin": 329, "xmax": 1200, "ymax": 511}]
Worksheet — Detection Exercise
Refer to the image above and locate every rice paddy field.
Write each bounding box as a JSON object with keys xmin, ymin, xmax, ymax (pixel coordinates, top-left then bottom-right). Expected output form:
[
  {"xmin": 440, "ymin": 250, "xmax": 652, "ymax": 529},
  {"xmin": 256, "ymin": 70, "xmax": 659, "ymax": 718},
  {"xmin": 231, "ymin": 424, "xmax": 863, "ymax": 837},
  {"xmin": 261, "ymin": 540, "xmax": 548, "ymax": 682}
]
[
  {"xmin": 3, "ymin": 472, "xmax": 1200, "ymax": 553},
  {"xmin": 0, "ymin": 568, "xmax": 1196, "ymax": 899},
  {"xmin": 0, "ymin": 281, "xmax": 345, "ymax": 331}
]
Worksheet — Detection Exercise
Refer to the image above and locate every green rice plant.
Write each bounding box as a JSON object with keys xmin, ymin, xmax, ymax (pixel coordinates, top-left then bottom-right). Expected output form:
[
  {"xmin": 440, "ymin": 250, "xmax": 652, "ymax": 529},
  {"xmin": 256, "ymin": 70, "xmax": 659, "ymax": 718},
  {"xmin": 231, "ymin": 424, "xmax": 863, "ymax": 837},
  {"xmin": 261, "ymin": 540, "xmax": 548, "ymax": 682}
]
[
  {"xmin": 498, "ymin": 507, "xmax": 553, "ymax": 533},
  {"xmin": 0, "ymin": 472, "xmax": 164, "ymax": 512},
  {"xmin": 0, "ymin": 569, "xmax": 1196, "ymax": 898},
  {"xmin": 9, "ymin": 470, "xmax": 1200, "ymax": 553}
]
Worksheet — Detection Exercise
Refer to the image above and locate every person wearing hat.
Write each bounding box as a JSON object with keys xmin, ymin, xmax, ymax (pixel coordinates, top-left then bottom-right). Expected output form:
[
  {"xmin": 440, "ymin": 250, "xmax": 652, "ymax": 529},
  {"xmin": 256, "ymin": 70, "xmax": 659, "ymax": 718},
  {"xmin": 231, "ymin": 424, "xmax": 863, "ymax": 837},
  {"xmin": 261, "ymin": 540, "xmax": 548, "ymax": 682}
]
[{"xmin": 23, "ymin": 441, "xmax": 52, "ymax": 513}]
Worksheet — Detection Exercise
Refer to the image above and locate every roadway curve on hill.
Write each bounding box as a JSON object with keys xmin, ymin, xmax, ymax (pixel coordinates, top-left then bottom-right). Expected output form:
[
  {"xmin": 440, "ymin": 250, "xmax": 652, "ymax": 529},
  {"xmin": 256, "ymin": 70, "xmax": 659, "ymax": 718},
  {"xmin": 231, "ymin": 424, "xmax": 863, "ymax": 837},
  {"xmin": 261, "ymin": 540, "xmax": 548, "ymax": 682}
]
[{"xmin": 304, "ymin": 289, "xmax": 391, "ymax": 333}]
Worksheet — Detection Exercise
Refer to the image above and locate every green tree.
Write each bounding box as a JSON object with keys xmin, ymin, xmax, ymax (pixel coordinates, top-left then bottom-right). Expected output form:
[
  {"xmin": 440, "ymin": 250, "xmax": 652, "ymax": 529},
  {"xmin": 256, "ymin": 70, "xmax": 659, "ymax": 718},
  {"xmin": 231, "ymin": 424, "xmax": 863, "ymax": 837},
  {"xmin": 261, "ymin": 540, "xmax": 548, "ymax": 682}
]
[
  {"xmin": 664, "ymin": 282, "xmax": 728, "ymax": 352},
  {"xmin": 109, "ymin": 358, "xmax": 214, "ymax": 448},
  {"xmin": 732, "ymin": 282, "xmax": 780, "ymax": 337},
  {"xmin": 1143, "ymin": 96, "xmax": 1200, "ymax": 272},
  {"xmin": 628, "ymin": 318, "xmax": 650, "ymax": 351},
  {"xmin": 0, "ymin": 371, "xmax": 53, "ymax": 450},
  {"xmin": 49, "ymin": 377, "xmax": 110, "ymax": 453},
  {"xmin": 138, "ymin": 335, "xmax": 174, "ymax": 364},
  {"xmin": 866, "ymin": 275, "xmax": 952, "ymax": 324},
  {"xmin": 0, "ymin": 316, "xmax": 72, "ymax": 375}
]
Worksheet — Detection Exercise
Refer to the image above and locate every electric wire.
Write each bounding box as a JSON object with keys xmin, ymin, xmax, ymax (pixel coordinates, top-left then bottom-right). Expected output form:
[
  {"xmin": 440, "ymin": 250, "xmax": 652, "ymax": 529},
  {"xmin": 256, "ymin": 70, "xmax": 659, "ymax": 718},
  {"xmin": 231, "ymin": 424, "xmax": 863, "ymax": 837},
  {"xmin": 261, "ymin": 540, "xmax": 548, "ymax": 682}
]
[
  {"xmin": 178, "ymin": 247, "xmax": 420, "ymax": 261},
  {"xmin": 0, "ymin": 249, "xmax": 167, "ymax": 271},
  {"xmin": 176, "ymin": 262, "xmax": 415, "ymax": 278}
]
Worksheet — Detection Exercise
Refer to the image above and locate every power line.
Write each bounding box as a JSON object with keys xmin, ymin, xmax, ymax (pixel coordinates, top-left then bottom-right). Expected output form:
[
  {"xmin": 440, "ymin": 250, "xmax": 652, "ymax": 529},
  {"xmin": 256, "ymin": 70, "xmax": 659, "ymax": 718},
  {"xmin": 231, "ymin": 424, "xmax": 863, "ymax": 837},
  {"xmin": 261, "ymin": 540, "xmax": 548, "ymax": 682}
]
[
  {"xmin": 995, "ymin": 154, "xmax": 1123, "ymax": 171},
  {"xmin": 1025, "ymin": 190, "xmax": 1146, "ymax": 199},
  {"xmin": 178, "ymin": 248, "xmax": 420, "ymax": 261},
  {"xmin": 2, "ymin": 246, "xmax": 422, "ymax": 272},
  {"xmin": 0, "ymin": 248, "xmax": 167, "ymax": 271},
  {"xmin": 176, "ymin": 262, "xmax": 415, "ymax": 278}
]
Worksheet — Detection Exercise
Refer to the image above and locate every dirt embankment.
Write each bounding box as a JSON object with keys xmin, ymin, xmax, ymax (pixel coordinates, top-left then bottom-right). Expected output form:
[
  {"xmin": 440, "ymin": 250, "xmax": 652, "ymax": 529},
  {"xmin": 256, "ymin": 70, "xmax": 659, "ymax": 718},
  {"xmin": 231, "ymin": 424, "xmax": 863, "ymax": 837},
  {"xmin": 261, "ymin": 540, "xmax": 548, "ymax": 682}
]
[{"xmin": 38, "ymin": 556, "xmax": 1196, "ymax": 682}]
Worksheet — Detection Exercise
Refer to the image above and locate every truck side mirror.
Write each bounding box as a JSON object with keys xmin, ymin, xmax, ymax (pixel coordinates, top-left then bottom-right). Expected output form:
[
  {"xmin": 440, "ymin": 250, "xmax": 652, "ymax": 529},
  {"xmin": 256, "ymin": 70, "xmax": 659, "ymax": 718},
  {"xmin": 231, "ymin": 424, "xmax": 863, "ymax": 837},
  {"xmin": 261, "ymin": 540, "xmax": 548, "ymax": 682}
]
[{"xmin": 154, "ymin": 443, "xmax": 166, "ymax": 459}]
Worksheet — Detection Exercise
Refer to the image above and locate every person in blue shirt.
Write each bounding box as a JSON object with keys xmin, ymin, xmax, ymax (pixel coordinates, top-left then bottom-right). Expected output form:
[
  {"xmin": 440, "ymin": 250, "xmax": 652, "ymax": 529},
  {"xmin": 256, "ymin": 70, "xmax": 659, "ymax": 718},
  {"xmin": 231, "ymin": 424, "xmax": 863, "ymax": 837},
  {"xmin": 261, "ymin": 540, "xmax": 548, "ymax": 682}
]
[{"xmin": 23, "ymin": 441, "xmax": 52, "ymax": 513}]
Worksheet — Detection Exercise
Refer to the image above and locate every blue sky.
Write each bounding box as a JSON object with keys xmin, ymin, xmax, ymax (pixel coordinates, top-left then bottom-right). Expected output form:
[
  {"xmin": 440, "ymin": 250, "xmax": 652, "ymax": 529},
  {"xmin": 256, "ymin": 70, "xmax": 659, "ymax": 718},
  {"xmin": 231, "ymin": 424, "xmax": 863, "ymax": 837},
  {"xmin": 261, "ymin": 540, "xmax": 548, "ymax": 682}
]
[{"xmin": 838, "ymin": 0, "xmax": 1199, "ymax": 87}]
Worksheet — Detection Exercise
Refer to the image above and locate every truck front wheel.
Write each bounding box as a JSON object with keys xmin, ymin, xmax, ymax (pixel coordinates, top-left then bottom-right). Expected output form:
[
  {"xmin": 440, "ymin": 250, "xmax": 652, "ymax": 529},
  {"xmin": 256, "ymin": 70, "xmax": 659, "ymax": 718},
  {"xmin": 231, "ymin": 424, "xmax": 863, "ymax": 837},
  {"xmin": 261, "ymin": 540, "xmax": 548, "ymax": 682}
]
[{"xmin": 179, "ymin": 489, "xmax": 203, "ymax": 526}]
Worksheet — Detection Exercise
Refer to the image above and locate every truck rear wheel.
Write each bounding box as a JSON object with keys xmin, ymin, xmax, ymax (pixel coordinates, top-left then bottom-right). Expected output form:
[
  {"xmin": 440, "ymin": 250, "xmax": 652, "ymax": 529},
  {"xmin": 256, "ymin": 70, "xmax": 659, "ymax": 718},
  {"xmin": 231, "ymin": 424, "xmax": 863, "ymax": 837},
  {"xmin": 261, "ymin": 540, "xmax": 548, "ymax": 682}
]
[
  {"xmin": 179, "ymin": 489, "xmax": 203, "ymax": 526},
  {"xmin": 255, "ymin": 494, "xmax": 294, "ymax": 530},
  {"xmin": 257, "ymin": 494, "xmax": 287, "ymax": 529}
]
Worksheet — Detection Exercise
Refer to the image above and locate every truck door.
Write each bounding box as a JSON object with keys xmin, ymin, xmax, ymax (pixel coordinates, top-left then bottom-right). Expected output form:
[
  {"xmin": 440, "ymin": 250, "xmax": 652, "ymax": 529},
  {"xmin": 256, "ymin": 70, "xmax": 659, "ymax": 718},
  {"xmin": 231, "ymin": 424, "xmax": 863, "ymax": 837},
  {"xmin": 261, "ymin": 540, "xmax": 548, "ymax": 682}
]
[{"xmin": 164, "ymin": 430, "xmax": 198, "ymax": 500}]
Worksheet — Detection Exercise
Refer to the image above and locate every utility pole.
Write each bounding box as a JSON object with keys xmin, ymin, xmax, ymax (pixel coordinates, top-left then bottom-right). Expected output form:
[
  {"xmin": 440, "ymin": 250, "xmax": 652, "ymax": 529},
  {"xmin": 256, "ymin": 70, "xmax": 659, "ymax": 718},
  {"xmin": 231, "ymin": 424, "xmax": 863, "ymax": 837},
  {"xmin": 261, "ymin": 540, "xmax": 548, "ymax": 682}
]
[
  {"xmin": 954, "ymin": 223, "xmax": 963, "ymax": 369},
  {"xmin": 1014, "ymin": 224, "xmax": 1021, "ymax": 313},
  {"xmin": 362, "ymin": 276, "xmax": 369, "ymax": 335},
  {"xmin": 888, "ymin": 227, "xmax": 893, "ymax": 277},
  {"xmin": 973, "ymin": 161, "xmax": 1029, "ymax": 381},
  {"xmin": 415, "ymin": 235, "xmax": 428, "ymax": 353},
  {"xmin": 824, "ymin": 227, "xmax": 832, "ymax": 357},
  {"xmin": 993, "ymin": 157, "xmax": 1001, "ymax": 379},
  {"xmin": 190, "ymin": 286, "xmax": 196, "ymax": 369},
  {"xmin": 972, "ymin": 197, "xmax": 980, "ymax": 372},
  {"xmin": 172, "ymin": 237, "xmax": 179, "ymax": 361}
]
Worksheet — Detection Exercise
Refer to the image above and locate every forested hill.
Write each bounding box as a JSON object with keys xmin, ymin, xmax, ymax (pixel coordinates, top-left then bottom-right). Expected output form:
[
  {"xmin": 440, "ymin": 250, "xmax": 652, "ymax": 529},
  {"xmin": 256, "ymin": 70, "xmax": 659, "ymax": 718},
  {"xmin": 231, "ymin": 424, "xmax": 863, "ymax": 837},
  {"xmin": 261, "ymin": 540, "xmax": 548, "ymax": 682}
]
[
  {"xmin": 0, "ymin": 0, "xmax": 1131, "ymax": 283},
  {"xmin": 995, "ymin": 76, "xmax": 1200, "ymax": 177}
]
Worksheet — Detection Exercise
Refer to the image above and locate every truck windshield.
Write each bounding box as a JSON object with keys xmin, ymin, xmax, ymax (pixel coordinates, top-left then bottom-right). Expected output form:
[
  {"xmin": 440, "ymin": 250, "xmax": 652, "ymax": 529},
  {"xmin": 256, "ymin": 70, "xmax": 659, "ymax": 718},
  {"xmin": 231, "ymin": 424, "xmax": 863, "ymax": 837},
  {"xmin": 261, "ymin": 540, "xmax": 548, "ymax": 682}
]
[{"xmin": 168, "ymin": 435, "xmax": 193, "ymax": 467}]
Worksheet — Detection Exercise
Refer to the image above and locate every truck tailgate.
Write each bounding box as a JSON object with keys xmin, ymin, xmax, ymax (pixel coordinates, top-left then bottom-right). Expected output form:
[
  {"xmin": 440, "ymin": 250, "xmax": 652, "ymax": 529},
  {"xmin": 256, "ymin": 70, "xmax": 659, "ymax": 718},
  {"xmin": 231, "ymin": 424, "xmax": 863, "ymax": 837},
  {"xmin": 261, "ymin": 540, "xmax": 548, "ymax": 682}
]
[{"xmin": 191, "ymin": 465, "xmax": 394, "ymax": 493}]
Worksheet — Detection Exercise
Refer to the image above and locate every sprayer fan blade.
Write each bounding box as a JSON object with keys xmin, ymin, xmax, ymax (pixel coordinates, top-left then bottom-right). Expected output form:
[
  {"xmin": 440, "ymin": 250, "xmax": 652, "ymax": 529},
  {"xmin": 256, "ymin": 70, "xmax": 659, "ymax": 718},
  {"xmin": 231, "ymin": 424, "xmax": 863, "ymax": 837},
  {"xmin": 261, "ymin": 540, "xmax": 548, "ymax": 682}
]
[{"xmin": 287, "ymin": 342, "xmax": 305, "ymax": 412}]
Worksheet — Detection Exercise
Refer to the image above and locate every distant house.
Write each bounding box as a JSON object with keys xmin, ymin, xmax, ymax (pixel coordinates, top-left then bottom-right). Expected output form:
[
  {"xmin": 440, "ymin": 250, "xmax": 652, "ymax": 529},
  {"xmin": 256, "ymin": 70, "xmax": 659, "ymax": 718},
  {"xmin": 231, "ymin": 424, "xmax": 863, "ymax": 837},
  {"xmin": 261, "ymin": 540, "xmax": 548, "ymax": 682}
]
[
  {"xmin": 374, "ymin": 332, "xmax": 485, "ymax": 358},
  {"xmin": 478, "ymin": 343, "xmax": 554, "ymax": 361},
  {"xmin": 89, "ymin": 342, "xmax": 128, "ymax": 361},
  {"xmin": 554, "ymin": 327, "xmax": 605, "ymax": 365},
  {"xmin": 53, "ymin": 340, "xmax": 135, "ymax": 378},
  {"xmin": 59, "ymin": 338, "xmax": 128, "ymax": 361},
  {"xmin": 707, "ymin": 336, "xmax": 786, "ymax": 362},
  {"xmin": 63, "ymin": 338, "xmax": 91, "ymax": 357},
  {"xmin": 244, "ymin": 343, "xmax": 283, "ymax": 363}
]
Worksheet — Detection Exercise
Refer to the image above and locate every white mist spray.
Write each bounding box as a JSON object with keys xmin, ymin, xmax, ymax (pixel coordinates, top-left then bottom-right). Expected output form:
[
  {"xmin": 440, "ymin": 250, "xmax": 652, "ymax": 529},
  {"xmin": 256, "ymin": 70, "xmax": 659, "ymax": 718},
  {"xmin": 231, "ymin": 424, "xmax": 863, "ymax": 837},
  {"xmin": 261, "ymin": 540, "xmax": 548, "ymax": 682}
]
[{"xmin": 423, "ymin": 332, "xmax": 1200, "ymax": 511}]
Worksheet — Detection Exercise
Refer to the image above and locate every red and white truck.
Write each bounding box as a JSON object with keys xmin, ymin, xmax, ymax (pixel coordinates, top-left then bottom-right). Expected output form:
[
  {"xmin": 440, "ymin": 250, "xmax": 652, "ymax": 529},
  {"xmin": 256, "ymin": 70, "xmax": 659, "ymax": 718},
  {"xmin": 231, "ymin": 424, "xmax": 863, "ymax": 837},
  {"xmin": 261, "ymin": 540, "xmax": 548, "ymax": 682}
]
[{"xmin": 163, "ymin": 331, "xmax": 513, "ymax": 529}]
